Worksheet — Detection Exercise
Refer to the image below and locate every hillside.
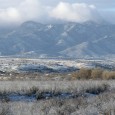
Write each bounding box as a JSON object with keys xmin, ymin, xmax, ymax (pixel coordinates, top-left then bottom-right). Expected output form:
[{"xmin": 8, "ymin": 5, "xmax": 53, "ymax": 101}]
[{"xmin": 0, "ymin": 21, "xmax": 115, "ymax": 58}]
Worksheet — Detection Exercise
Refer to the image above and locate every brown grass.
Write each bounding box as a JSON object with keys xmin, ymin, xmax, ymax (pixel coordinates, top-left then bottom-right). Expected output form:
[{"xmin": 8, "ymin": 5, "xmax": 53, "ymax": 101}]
[
  {"xmin": 72, "ymin": 68, "xmax": 115, "ymax": 80},
  {"xmin": 91, "ymin": 68, "xmax": 103, "ymax": 79},
  {"xmin": 72, "ymin": 68, "xmax": 91, "ymax": 80},
  {"xmin": 102, "ymin": 71, "xmax": 115, "ymax": 80}
]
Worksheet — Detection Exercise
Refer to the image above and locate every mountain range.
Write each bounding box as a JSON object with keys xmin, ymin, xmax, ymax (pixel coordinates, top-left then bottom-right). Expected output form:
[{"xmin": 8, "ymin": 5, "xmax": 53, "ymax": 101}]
[{"xmin": 0, "ymin": 21, "xmax": 115, "ymax": 58}]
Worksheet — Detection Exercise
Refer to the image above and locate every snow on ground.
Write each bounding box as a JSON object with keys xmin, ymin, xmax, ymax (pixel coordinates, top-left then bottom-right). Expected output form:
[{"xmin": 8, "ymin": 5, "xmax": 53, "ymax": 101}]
[{"xmin": 0, "ymin": 58, "xmax": 115, "ymax": 73}]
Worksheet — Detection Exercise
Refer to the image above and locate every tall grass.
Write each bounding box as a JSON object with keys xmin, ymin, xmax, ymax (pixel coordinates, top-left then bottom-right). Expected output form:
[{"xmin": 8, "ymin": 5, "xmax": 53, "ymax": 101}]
[
  {"xmin": 0, "ymin": 80, "xmax": 114, "ymax": 94},
  {"xmin": 72, "ymin": 68, "xmax": 115, "ymax": 80},
  {"xmin": 0, "ymin": 94, "xmax": 115, "ymax": 115},
  {"xmin": 0, "ymin": 80, "xmax": 114, "ymax": 115}
]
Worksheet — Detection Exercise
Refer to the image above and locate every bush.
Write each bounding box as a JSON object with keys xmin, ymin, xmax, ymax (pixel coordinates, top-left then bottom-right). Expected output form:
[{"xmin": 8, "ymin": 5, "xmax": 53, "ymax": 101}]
[
  {"xmin": 91, "ymin": 69, "xmax": 103, "ymax": 79},
  {"xmin": 85, "ymin": 83, "xmax": 109, "ymax": 94},
  {"xmin": 72, "ymin": 68, "xmax": 91, "ymax": 79},
  {"xmin": 72, "ymin": 68, "xmax": 115, "ymax": 80},
  {"xmin": 102, "ymin": 71, "xmax": 115, "ymax": 80}
]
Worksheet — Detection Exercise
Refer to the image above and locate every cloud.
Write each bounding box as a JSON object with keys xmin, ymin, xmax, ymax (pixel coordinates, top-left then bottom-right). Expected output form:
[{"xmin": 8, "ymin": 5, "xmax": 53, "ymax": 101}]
[
  {"xmin": 0, "ymin": 0, "xmax": 103, "ymax": 25},
  {"xmin": 18, "ymin": 0, "xmax": 44, "ymax": 21},
  {"xmin": 0, "ymin": 8, "xmax": 20, "ymax": 24},
  {"xmin": 50, "ymin": 2, "xmax": 102, "ymax": 23},
  {"xmin": 0, "ymin": 0, "xmax": 47, "ymax": 25}
]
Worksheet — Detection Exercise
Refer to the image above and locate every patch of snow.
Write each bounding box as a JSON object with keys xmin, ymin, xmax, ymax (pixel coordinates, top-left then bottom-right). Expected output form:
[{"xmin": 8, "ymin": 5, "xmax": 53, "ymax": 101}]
[
  {"xmin": 57, "ymin": 39, "xmax": 65, "ymax": 45},
  {"xmin": 93, "ymin": 35, "xmax": 109, "ymax": 43},
  {"xmin": 47, "ymin": 24, "xmax": 53, "ymax": 29}
]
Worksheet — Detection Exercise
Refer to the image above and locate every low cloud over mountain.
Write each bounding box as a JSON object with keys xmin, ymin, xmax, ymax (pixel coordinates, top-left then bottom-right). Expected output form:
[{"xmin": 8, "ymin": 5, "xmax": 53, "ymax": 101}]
[
  {"xmin": 50, "ymin": 2, "xmax": 102, "ymax": 23},
  {"xmin": 0, "ymin": 0, "xmax": 114, "ymax": 25}
]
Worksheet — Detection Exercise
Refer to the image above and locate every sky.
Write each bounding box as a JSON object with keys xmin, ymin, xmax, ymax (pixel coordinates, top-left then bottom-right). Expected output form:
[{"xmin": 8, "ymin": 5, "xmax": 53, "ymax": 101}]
[{"xmin": 0, "ymin": 0, "xmax": 115, "ymax": 25}]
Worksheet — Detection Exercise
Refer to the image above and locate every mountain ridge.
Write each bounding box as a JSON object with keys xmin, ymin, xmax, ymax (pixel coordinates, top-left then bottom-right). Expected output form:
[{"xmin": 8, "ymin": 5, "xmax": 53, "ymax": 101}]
[{"xmin": 0, "ymin": 21, "xmax": 115, "ymax": 58}]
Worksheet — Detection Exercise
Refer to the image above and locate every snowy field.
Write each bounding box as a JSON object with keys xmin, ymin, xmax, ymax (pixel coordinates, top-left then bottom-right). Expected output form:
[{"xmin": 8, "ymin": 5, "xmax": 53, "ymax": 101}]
[
  {"xmin": 0, "ymin": 58, "xmax": 115, "ymax": 73},
  {"xmin": 0, "ymin": 57, "xmax": 114, "ymax": 81}
]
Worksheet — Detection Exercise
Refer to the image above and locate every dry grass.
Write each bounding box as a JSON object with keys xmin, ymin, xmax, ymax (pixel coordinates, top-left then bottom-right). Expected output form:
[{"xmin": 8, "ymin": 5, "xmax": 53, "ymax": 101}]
[
  {"xmin": 102, "ymin": 71, "xmax": 115, "ymax": 80},
  {"xmin": 0, "ymin": 81, "xmax": 111, "ymax": 103},
  {"xmin": 72, "ymin": 68, "xmax": 91, "ymax": 79},
  {"xmin": 72, "ymin": 68, "xmax": 115, "ymax": 80},
  {"xmin": 0, "ymin": 68, "xmax": 115, "ymax": 81},
  {"xmin": 0, "ymin": 80, "xmax": 115, "ymax": 93},
  {"xmin": 0, "ymin": 80, "xmax": 114, "ymax": 115},
  {"xmin": 0, "ymin": 92, "xmax": 115, "ymax": 115},
  {"xmin": 91, "ymin": 68, "xmax": 103, "ymax": 79}
]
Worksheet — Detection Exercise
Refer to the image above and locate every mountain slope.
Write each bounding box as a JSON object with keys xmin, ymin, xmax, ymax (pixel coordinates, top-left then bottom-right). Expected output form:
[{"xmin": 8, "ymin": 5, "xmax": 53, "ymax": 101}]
[{"xmin": 0, "ymin": 21, "xmax": 115, "ymax": 58}]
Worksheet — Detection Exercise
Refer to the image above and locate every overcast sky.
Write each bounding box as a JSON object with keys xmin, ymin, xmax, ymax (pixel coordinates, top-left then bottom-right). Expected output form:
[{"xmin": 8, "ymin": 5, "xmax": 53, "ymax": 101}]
[{"xmin": 0, "ymin": 0, "xmax": 115, "ymax": 25}]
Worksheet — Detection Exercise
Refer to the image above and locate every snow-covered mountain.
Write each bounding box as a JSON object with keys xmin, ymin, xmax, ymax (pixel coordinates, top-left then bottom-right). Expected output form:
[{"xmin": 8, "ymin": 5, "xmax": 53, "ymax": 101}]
[{"xmin": 0, "ymin": 21, "xmax": 115, "ymax": 58}]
